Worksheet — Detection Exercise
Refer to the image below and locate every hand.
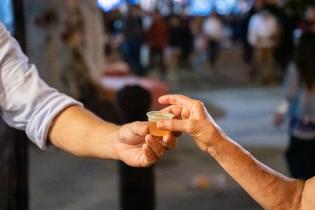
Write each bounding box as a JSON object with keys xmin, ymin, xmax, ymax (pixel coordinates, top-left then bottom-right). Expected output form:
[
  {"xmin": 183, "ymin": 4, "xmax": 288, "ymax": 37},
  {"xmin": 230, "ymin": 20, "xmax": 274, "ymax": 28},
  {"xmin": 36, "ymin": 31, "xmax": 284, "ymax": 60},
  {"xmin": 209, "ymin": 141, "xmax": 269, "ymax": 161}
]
[
  {"xmin": 273, "ymin": 100, "xmax": 288, "ymax": 127},
  {"xmin": 114, "ymin": 121, "xmax": 176, "ymax": 167},
  {"xmin": 157, "ymin": 95, "xmax": 224, "ymax": 152},
  {"xmin": 273, "ymin": 112, "xmax": 285, "ymax": 127}
]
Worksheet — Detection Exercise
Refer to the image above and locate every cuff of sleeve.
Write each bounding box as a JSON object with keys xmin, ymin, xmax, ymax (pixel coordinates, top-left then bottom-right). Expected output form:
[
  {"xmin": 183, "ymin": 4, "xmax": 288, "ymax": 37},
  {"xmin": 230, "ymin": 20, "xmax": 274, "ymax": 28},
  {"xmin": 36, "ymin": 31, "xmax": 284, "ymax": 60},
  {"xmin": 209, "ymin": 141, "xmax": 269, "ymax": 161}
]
[{"xmin": 26, "ymin": 93, "xmax": 83, "ymax": 150}]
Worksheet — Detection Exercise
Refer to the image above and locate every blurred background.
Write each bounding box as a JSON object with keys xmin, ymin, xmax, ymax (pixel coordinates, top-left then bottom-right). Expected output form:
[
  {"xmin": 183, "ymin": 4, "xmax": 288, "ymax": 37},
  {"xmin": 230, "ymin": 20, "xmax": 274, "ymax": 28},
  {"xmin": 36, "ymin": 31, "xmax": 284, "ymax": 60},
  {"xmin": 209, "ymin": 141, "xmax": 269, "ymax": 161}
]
[{"xmin": 1, "ymin": 0, "xmax": 315, "ymax": 209}]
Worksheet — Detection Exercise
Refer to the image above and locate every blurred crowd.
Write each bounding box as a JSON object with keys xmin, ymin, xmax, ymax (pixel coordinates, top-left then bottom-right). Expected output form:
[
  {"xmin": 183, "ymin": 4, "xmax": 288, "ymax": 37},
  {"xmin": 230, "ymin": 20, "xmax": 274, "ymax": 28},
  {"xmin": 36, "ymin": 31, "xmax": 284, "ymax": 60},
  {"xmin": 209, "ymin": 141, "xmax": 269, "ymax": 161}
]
[
  {"xmin": 101, "ymin": 0, "xmax": 315, "ymax": 182},
  {"xmin": 102, "ymin": 0, "xmax": 315, "ymax": 86}
]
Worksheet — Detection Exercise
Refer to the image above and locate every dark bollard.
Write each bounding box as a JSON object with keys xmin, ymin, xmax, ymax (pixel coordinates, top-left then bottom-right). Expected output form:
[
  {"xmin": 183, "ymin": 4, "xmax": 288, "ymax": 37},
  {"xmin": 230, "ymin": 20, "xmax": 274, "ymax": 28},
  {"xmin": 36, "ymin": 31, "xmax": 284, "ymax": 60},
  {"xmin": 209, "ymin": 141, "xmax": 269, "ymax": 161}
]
[
  {"xmin": 119, "ymin": 162, "xmax": 155, "ymax": 210},
  {"xmin": 117, "ymin": 85, "xmax": 155, "ymax": 210}
]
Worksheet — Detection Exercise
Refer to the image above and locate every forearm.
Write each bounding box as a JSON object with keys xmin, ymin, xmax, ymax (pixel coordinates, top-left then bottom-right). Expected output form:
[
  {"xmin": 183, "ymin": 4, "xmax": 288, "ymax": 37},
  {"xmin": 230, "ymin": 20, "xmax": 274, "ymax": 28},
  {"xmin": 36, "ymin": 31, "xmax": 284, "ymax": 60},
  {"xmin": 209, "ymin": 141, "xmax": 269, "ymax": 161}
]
[
  {"xmin": 208, "ymin": 132, "xmax": 304, "ymax": 210},
  {"xmin": 49, "ymin": 105, "xmax": 120, "ymax": 159}
]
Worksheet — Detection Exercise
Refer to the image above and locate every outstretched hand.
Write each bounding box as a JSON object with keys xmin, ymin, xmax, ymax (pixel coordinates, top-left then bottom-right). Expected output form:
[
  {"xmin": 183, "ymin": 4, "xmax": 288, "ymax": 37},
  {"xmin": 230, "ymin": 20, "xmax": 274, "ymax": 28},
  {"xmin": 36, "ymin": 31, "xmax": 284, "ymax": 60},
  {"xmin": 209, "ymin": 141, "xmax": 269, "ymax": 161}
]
[
  {"xmin": 115, "ymin": 121, "xmax": 176, "ymax": 167},
  {"xmin": 157, "ymin": 94, "xmax": 224, "ymax": 152}
]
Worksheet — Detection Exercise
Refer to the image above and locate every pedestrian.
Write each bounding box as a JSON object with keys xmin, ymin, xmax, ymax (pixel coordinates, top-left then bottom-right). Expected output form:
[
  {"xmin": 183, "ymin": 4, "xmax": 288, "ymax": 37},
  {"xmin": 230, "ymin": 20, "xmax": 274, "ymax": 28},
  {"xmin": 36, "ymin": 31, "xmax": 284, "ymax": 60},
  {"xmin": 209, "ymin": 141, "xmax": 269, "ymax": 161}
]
[
  {"xmin": 240, "ymin": 0, "xmax": 264, "ymax": 65},
  {"xmin": 193, "ymin": 24, "xmax": 208, "ymax": 72},
  {"xmin": 300, "ymin": 4, "xmax": 315, "ymax": 33},
  {"xmin": 248, "ymin": 9, "xmax": 280, "ymax": 84},
  {"xmin": 274, "ymin": 32, "xmax": 315, "ymax": 180},
  {"xmin": 123, "ymin": 5, "xmax": 145, "ymax": 76},
  {"xmin": 264, "ymin": 0, "xmax": 296, "ymax": 76},
  {"xmin": 202, "ymin": 12, "xmax": 224, "ymax": 67},
  {"xmin": 147, "ymin": 10, "xmax": 168, "ymax": 78},
  {"xmin": 165, "ymin": 15, "xmax": 182, "ymax": 84}
]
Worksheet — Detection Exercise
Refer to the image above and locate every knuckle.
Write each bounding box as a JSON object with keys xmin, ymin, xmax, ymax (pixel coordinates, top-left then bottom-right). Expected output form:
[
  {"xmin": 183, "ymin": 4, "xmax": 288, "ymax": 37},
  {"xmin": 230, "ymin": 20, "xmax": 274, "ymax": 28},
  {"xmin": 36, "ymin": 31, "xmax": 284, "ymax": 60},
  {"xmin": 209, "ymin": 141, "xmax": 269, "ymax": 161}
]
[
  {"xmin": 126, "ymin": 123, "xmax": 133, "ymax": 133},
  {"xmin": 187, "ymin": 120, "xmax": 197, "ymax": 134},
  {"xmin": 194, "ymin": 100, "xmax": 204, "ymax": 109},
  {"xmin": 133, "ymin": 121, "xmax": 142, "ymax": 127},
  {"xmin": 163, "ymin": 120, "xmax": 173, "ymax": 130}
]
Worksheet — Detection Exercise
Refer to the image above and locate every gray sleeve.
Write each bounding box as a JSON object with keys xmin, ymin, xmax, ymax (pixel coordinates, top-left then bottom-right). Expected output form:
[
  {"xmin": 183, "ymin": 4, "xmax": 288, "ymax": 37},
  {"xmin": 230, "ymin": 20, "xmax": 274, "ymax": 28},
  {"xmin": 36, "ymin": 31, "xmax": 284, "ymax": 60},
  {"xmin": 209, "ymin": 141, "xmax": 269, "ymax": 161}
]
[
  {"xmin": 283, "ymin": 63, "xmax": 299, "ymax": 101},
  {"xmin": 0, "ymin": 23, "xmax": 82, "ymax": 149}
]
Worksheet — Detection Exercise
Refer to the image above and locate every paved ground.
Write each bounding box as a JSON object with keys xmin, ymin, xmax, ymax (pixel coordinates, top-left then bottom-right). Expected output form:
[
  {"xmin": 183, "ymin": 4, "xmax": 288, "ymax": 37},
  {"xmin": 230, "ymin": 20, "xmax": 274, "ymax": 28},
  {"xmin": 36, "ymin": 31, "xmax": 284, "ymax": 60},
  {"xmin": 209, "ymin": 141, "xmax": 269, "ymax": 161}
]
[{"xmin": 30, "ymin": 45, "xmax": 290, "ymax": 210}]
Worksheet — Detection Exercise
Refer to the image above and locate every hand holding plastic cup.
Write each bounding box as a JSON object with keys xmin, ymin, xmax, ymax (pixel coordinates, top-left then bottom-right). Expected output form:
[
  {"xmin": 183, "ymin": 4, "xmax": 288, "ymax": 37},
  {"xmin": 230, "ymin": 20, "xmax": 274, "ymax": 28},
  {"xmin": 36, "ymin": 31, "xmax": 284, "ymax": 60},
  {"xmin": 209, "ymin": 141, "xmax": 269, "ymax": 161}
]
[{"xmin": 146, "ymin": 111, "xmax": 174, "ymax": 136}]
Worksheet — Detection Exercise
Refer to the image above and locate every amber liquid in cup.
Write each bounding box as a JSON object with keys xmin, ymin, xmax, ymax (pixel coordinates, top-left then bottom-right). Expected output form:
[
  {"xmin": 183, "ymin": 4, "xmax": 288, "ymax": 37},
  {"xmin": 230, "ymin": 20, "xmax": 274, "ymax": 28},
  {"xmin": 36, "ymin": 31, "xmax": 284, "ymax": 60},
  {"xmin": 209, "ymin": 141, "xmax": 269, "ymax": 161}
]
[
  {"xmin": 149, "ymin": 121, "xmax": 170, "ymax": 137},
  {"xmin": 147, "ymin": 111, "xmax": 174, "ymax": 137}
]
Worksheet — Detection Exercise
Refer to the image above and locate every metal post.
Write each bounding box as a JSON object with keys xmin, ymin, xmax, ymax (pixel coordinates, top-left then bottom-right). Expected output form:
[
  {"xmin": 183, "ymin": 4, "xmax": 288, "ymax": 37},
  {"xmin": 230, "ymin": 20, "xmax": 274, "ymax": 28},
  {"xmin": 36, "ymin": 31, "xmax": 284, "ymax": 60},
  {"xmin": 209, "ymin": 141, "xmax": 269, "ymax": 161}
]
[{"xmin": 13, "ymin": 0, "xmax": 28, "ymax": 209}]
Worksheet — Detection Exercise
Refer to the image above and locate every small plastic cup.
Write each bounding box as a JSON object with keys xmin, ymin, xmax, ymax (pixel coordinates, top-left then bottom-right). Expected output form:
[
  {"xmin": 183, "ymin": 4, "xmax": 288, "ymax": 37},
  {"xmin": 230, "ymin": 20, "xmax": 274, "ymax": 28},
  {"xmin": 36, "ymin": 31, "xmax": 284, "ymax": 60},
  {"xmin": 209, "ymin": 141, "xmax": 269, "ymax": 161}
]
[{"xmin": 147, "ymin": 111, "xmax": 174, "ymax": 136}]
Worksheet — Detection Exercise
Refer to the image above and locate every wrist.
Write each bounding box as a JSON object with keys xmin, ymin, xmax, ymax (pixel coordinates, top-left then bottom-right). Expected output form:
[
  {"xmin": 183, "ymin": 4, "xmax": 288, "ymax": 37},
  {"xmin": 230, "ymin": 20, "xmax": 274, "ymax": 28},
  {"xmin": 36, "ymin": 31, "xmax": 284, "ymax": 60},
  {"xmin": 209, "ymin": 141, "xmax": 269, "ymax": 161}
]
[
  {"xmin": 194, "ymin": 120, "xmax": 227, "ymax": 155},
  {"xmin": 93, "ymin": 123, "xmax": 120, "ymax": 160},
  {"xmin": 205, "ymin": 124, "xmax": 229, "ymax": 158}
]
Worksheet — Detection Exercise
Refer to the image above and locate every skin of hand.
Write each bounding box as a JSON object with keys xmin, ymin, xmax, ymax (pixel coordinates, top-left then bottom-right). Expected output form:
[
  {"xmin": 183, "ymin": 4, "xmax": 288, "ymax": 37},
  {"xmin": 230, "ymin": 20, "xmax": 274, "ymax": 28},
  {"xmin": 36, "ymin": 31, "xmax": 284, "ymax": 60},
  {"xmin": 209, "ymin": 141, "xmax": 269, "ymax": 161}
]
[
  {"xmin": 273, "ymin": 99, "xmax": 289, "ymax": 127},
  {"xmin": 49, "ymin": 105, "xmax": 176, "ymax": 167},
  {"xmin": 114, "ymin": 122, "xmax": 176, "ymax": 167},
  {"xmin": 273, "ymin": 112, "xmax": 285, "ymax": 127},
  {"xmin": 157, "ymin": 94, "xmax": 309, "ymax": 210},
  {"xmin": 158, "ymin": 94, "xmax": 225, "ymax": 153}
]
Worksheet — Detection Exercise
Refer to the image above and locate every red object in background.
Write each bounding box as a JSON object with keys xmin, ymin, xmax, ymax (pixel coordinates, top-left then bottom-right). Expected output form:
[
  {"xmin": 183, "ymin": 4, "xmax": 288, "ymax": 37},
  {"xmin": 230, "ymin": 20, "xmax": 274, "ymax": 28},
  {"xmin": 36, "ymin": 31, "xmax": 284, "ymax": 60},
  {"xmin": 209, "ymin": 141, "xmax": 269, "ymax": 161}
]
[
  {"xmin": 300, "ymin": 20, "xmax": 315, "ymax": 33},
  {"xmin": 101, "ymin": 75, "xmax": 169, "ymax": 109},
  {"xmin": 102, "ymin": 62, "xmax": 131, "ymax": 76}
]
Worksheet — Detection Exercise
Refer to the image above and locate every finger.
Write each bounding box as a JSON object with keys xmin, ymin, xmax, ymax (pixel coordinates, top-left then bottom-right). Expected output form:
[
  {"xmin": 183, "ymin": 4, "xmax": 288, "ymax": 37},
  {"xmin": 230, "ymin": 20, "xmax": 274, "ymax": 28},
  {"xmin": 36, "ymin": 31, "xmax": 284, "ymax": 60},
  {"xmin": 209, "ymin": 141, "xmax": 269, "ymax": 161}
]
[
  {"xmin": 172, "ymin": 131, "xmax": 182, "ymax": 137},
  {"xmin": 142, "ymin": 144, "xmax": 157, "ymax": 166},
  {"xmin": 160, "ymin": 105, "xmax": 183, "ymax": 118},
  {"xmin": 127, "ymin": 121, "xmax": 149, "ymax": 137},
  {"xmin": 145, "ymin": 134, "xmax": 165, "ymax": 158},
  {"xmin": 160, "ymin": 105, "xmax": 190, "ymax": 120},
  {"xmin": 157, "ymin": 119, "xmax": 196, "ymax": 134},
  {"xmin": 162, "ymin": 134, "xmax": 177, "ymax": 150},
  {"xmin": 159, "ymin": 95, "xmax": 197, "ymax": 109},
  {"xmin": 181, "ymin": 107, "xmax": 191, "ymax": 119}
]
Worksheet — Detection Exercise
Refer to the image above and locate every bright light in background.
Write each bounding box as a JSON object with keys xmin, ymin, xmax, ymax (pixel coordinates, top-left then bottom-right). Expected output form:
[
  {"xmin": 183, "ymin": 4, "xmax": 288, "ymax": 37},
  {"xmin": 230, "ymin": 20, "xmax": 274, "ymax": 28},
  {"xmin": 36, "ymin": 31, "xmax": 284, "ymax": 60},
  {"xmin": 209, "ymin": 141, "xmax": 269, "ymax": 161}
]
[
  {"xmin": 0, "ymin": 0, "xmax": 14, "ymax": 32},
  {"xmin": 140, "ymin": 0, "xmax": 157, "ymax": 11},
  {"xmin": 97, "ymin": 0, "xmax": 122, "ymax": 12},
  {"xmin": 97, "ymin": 0, "xmax": 249, "ymax": 15},
  {"xmin": 237, "ymin": 0, "xmax": 252, "ymax": 13},
  {"xmin": 215, "ymin": 0, "xmax": 236, "ymax": 15},
  {"xmin": 128, "ymin": 0, "xmax": 139, "ymax": 5},
  {"xmin": 187, "ymin": 0, "xmax": 213, "ymax": 16}
]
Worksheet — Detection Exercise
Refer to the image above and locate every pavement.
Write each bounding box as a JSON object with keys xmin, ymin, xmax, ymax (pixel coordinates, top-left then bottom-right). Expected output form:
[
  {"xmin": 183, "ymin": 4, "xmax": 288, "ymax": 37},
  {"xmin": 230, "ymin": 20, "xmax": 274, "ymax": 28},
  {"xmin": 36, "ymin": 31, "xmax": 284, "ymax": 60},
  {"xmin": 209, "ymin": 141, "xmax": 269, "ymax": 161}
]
[{"xmin": 30, "ymin": 45, "xmax": 290, "ymax": 210}]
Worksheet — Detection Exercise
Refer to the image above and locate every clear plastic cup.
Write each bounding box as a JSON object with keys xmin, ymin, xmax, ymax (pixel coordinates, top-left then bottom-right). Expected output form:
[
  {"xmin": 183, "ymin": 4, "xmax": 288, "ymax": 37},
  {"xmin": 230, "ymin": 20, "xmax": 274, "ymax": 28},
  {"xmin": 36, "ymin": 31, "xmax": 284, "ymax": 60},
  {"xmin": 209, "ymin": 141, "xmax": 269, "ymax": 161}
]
[{"xmin": 146, "ymin": 111, "xmax": 174, "ymax": 136}]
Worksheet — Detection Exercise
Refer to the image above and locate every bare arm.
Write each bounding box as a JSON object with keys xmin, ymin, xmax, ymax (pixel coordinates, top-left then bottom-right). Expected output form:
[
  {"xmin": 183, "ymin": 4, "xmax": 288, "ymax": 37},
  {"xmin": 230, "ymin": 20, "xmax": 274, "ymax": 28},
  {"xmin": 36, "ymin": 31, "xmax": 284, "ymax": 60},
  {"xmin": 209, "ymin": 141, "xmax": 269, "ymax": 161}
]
[
  {"xmin": 208, "ymin": 132, "xmax": 304, "ymax": 210},
  {"xmin": 0, "ymin": 23, "xmax": 175, "ymax": 167},
  {"xmin": 49, "ymin": 105, "xmax": 176, "ymax": 167},
  {"xmin": 49, "ymin": 105, "xmax": 118, "ymax": 159},
  {"xmin": 157, "ymin": 94, "xmax": 314, "ymax": 210}
]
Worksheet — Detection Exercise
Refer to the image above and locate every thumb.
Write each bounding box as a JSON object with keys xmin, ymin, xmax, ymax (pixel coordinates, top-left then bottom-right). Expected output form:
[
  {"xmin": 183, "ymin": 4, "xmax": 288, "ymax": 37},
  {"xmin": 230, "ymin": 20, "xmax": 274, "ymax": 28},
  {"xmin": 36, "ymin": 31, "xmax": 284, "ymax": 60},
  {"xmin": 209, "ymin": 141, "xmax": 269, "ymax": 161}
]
[{"xmin": 157, "ymin": 119, "xmax": 193, "ymax": 134}]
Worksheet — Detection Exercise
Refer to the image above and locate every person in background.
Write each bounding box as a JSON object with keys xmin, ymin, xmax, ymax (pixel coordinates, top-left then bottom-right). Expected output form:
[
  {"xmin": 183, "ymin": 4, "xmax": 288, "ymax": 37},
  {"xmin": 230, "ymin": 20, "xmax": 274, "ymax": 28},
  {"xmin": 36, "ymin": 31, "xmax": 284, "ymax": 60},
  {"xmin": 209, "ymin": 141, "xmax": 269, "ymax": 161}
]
[
  {"xmin": 156, "ymin": 94, "xmax": 315, "ymax": 210},
  {"xmin": 240, "ymin": 0, "xmax": 264, "ymax": 66},
  {"xmin": 147, "ymin": 10, "xmax": 168, "ymax": 78},
  {"xmin": 300, "ymin": 4, "xmax": 315, "ymax": 33},
  {"xmin": 264, "ymin": 0, "xmax": 296, "ymax": 77},
  {"xmin": 165, "ymin": 15, "xmax": 182, "ymax": 84},
  {"xmin": 202, "ymin": 12, "xmax": 224, "ymax": 67},
  {"xmin": 123, "ymin": 5, "xmax": 145, "ymax": 76},
  {"xmin": 178, "ymin": 11, "xmax": 193, "ymax": 69},
  {"xmin": 117, "ymin": 85, "xmax": 155, "ymax": 210},
  {"xmin": 0, "ymin": 22, "xmax": 175, "ymax": 168},
  {"xmin": 192, "ymin": 18, "xmax": 208, "ymax": 72},
  {"xmin": 248, "ymin": 9, "xmax": 280, "ymax": 84},
  {"xmin": 274, "ymin": 32, "xmax": 315, "ymax": 180}
]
